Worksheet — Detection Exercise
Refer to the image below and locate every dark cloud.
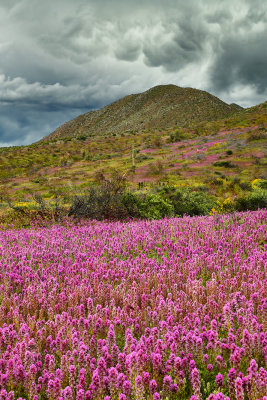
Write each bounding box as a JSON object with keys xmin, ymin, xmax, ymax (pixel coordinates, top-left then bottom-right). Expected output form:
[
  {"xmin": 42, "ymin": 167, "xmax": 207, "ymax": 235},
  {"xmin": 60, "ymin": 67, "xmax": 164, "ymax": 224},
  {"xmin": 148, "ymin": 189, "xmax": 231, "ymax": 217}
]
[
  {"xmin": 143, "ymin": 18, "xmax": 207, "ymax": 72},
  {"xmin": 0, "ymin": 0, "xmax": 266, "ymax": 146},
  {"xmin": 0, "ymin": 104, "xmax": 89, "ymax": 147},
  {"xmin": 207, "ymin": 1, "xmax": 267, "ymax": 101},
  {"xmin": 210, "ymin": 33, "xmax": 267, "ymax": 93}
]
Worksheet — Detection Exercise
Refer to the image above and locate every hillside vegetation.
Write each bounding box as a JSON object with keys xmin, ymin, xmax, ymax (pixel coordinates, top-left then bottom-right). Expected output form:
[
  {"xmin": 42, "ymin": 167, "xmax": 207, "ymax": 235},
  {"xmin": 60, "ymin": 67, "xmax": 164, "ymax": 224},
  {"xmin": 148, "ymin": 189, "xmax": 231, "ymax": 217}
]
[{"xmin": 0, "ymin": 86, "xmax": 266, "ymax": 224}]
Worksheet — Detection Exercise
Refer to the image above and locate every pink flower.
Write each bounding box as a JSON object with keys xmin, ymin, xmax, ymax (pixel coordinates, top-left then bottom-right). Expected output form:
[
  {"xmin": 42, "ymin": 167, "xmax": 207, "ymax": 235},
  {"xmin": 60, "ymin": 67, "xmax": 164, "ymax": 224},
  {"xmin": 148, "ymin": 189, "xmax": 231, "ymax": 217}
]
[
  {"xmin": 149, "ymin": 379, "xmax": 157, "ymax": 394},
  {"xmin": 215, "ymin": 374, "xmax": 223, "ymax": 387},
  {"xmin": 207, "ymin": 364, "xmax": 213, "ymax": 372},
  {"xmin": 191, "ymin": 368, "xmax": 201, "ymax": 400},
  {"xmin": 235, "ymin": 377, "xmax": 244, "ymax": 400}
]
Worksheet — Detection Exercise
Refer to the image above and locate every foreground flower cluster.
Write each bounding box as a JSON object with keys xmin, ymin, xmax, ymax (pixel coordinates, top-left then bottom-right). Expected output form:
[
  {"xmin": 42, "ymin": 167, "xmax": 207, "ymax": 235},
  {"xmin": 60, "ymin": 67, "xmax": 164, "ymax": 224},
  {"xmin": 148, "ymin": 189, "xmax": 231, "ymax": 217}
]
[{"xmin": 0, "ymin": 210, "xmax": 266, "ymax": 400}]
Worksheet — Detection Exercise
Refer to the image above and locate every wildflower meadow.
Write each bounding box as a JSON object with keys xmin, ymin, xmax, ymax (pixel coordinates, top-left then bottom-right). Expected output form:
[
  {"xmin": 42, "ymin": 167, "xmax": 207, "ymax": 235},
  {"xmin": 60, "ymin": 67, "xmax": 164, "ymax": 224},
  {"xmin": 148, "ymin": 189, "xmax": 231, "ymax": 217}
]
[{"xmin": 0, "ymin": 210, "xmax": 266, "ymax": 400}]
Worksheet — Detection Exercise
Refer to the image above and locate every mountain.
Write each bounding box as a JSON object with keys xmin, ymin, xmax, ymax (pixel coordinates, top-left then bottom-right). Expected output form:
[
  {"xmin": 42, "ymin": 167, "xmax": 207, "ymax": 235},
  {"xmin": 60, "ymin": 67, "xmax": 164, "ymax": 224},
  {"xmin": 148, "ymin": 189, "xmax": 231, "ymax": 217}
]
[{"xmin": 43, "ymin": 84, "xmax": 243, "ymax": 142}]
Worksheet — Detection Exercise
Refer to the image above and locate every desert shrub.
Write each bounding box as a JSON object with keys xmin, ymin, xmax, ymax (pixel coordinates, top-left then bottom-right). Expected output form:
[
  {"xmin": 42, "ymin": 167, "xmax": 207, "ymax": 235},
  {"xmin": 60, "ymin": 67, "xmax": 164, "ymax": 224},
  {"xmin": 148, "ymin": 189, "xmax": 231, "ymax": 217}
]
[
  {"xmin": 148, "ymin": 160, "xmax": 164, "ymax": 176},
  {"xmin": 239, "ymin": 180, "xmax": 252, "ymax": 191},
  {"xmin": 136, "ymin": 153, "xmax": 151, "ymax": 162},
  {"xmin": 210, "ymin": 197, "xmax": 235, "ymax": 215},
  {"xmin": 60, "ymin": 157, "xmax": 70, "ymax": 167},
  {"xmin": 151, "ymin": 136, "xmax": 163, "ymax": 148},
  {"xmin": 226, "ymin": 149, "xmax": 233, "ymax": 155},
  {"xmin": 258, "ymin": 179, "xmax": 267, "ymax": 189},
  {"xmin": 226, "ymin": 176, "xmax": 241, "ymax": 189},
  {"xmin": 68, "ymin": 171, "xmax": 130, "ymax": 220},
  {"xmin": 77, "ymin": 135, "xmax": 87, "ymax": 141},
  {"xmin": 82, "ymin": 152, "xmax": 92, "ymax": 161},
  {"xmin": 69, "ymin": 188, "xmax": 173, "ymax": 221},
  {"xmin": 174, "ymin": 190, "xmax": 216, "ymax": 216},
  {"xmin": 211, "ymin": 178, "xmax": 224, "ymax": 186},
  {"xmin": 121, "ymin": 191, "xmax": 141, "ymax": 218},
  {"xmin": 168, "ymin": 128, "xmax": 185, "ymax": 143},
  {"xmin": 251, "ymin": 178, "xmax": 267, "ymax": 190},
  {"xmin": 193, "ymin": 184, "xmax": 209, "ymax": 192},
  {"xmin": 68, "ymin": 186, "xmax": 127, "ymax": 220},
  {"xmin": 139, "ymin": 194, "xmax": 174, "ymax": 220},
  {"xmin": 213, "ymin": 160, "xmax": 235, "ymax": 168},
  {"xmin": 247, "ymin": 130, "xmax": 267, "ymax": 142},
  {"xmin": 71, "ymin": 154, "xmax": 81, "ymax": 162},
  {"xmin": 234, "ymin": 189, "xmax": 267, "ymax": 211},
  {"xmin": 1, "ymin": 193, "xmax": 68, "ymax": 228},
  {"xmin": 159, "ymin": 187, "xmax": 216, "ymax": 217},
  {"xmin": 0, "ymin": 209, "xmax": 50, "ymax": 229}
]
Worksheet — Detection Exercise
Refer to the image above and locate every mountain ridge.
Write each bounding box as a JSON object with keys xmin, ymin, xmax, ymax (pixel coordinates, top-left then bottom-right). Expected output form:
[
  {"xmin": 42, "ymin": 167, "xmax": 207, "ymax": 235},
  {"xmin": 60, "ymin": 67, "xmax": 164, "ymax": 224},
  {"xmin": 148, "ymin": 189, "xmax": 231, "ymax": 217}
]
[{"xmin": 42, "ymin": 84, "xmax": 243, "ymax": 142}]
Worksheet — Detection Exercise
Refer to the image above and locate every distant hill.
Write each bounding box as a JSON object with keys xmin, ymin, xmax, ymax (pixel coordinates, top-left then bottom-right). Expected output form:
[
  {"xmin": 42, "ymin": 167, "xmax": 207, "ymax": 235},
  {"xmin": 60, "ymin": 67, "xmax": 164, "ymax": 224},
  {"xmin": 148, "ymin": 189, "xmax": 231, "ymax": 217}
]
[
  {"xmin": 43, "ymin": 84, "xmax": 243, "ymax": 142},
  {"xmin": 0, "ymin": 87, "xmax": 266, "ymax": 206}
]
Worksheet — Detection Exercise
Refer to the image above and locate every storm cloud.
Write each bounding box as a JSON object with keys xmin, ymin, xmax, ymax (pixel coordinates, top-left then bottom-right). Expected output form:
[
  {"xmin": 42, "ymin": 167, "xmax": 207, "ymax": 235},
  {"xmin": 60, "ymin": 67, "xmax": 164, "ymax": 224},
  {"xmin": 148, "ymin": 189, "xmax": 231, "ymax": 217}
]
[{"xmin": 0, "ymin": 0, "xmax": 266, "ymax": 146}]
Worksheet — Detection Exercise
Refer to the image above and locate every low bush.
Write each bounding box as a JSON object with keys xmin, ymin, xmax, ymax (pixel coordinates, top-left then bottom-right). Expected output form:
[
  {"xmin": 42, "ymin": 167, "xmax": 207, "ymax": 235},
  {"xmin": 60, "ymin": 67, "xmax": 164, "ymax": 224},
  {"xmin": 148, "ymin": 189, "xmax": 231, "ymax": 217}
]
[
  {"xmin": 151, "ymin": 136, "xmax": 163, "ymax": 148},
  {"xmin": 0, "ymin": 205, "xmax": 68, "ymax": 229},
  {"xmin": 121, "ymin": 191, "xmax": 142, "ymax": 218},
  {"xmin": 77, "ymin": 135, "xmax": 87, "ymax": 141},
  {"xmin": 135, "ymin": 153, "xmax": 151, "ymax": 162},
  {"xmin": 68, "ymin": 188, "xmax": 175, "ymax": 221},
  {"xmin": 247, "ymin": 130, "xmax": 267, "ymax": 142},
  {"xmin": 213, "ymin": 160, "xmax": 235, "ymax": 168},
  {"xmin": 68, "ymin": 186, "xmax": 126, "ymax": 220},
  {"xmin": 172, "ymin": 189, "xmax": 216, "ymax": 216},
  {"xmin": 68, "ymin": 181, "xmax": 129, "ymax": 221},
  {"xmin": 252, "ymin": 179, "xmax": 267, "ymax": 190},
  {"xmin": 168, "ymin": 128, "xmax": 185, "ymax": 143},
  {"xmin": 68, "ymin": 171, "xmax": 133, "ymax": 220},
  {"xmin": 158, "ymin": 186, "xmax": 217, "ymax": 217},
  {"xmin": 148, "ymin": 160, "xmax": 164, "ymax": 176},
  {"xmin": 139, "ymin": 193, "xmax": 174, "ymax": 220},
  {"xmin": 234, "ymin": 189, "xmax": 267, "ymax": 211},
  {"xmin": 259, "ymin": 180, "xmax": 267, "ymax": 189},
  {"xmin": 239, "ymin": 180, "xmax": 252, "ymax": 191}
]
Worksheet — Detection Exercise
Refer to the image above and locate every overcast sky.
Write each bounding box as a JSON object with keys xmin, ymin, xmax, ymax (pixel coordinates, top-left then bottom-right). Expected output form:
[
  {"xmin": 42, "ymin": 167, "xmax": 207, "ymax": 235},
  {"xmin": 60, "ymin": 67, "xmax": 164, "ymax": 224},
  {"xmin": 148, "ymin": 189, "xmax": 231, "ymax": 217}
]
[{"xmin": 0, "ymin": 0, "xmax": 266, "ymax": 146}]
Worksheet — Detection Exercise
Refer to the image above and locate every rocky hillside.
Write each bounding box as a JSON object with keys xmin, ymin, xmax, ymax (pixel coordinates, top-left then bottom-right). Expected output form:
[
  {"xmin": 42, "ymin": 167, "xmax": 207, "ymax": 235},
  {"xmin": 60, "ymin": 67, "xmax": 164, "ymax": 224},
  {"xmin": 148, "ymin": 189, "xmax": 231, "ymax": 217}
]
[{"xmin": 43, "ymin": 84, "xmax": 243, "ymax": 142}]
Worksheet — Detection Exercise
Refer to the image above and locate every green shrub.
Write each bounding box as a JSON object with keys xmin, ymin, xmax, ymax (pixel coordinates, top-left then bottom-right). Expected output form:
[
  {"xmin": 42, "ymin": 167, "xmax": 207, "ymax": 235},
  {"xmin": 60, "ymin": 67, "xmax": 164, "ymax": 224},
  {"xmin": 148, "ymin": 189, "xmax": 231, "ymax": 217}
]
[
  {"xmin": 148, "ymin": 161, "xmax": 164, "ymax": 176},
  {"xmin": 121, "ymin": 191, "xmax": 141, "ymax": 218},
  {"xmin": 211, "ymin": 178, "xmax": 224, "ymax": 186},
  {"xmin": 235, "ymin": 189, "xmax": 267, "ymax": 211},
  {"xmin": 213, "ymin": 160, "xmax": 235, "ymax": 168},
  {"xmin": 151, "ymin": 136, "xmax": 163, "ymax": 148},
  {"xmin": 71, "ymin": 155, "xmax": 81, "ymax": 162},
  {"xmin": 168, "ymin": 128, "xmax": 185, "ymax": 143},
  {"xmin": 164, "ymin": 187, "xmax": 217, "ymax": 217},
  {"xmin": 83, "ymin": 152, "xmax": 92, "ymax": 161},
  {"xmin": 247, "ymin": 130, "xmax": 267, "ymax": 142},
  {"xmin": 239, "ymin": 181, "xmax": 252, "ymax": 191},
  {"xmin": 136, "ymin": 153, "xmax": 151, "ymax": 162},
  {"xmin": 256, "ymin": 179, "xmax": 267, "ymax": 189},
  {"xmin": 140, "ymin": 194, "xmax": 174, "ymax": 220},
  {"xmin": 77, "ymin": 135, "xmax": 87, "ymax": 141}
]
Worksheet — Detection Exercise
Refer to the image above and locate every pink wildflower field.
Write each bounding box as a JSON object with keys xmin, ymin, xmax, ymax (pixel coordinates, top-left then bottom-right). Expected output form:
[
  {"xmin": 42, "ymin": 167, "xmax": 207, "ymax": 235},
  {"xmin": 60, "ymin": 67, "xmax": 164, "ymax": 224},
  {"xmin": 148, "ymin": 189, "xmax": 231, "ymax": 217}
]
[{"xmin": 0, "ymin": 210, "xmax": 266, "ymax": 400}]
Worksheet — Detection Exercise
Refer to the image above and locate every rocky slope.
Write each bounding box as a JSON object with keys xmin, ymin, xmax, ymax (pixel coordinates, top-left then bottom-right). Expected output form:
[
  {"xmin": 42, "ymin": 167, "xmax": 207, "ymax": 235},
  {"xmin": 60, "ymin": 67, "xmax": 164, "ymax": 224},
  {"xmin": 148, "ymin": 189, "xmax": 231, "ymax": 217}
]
[{"xmin": 43, "ymin": 84, "xmax": 243, "ymax": 142}]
